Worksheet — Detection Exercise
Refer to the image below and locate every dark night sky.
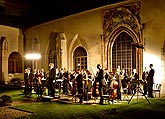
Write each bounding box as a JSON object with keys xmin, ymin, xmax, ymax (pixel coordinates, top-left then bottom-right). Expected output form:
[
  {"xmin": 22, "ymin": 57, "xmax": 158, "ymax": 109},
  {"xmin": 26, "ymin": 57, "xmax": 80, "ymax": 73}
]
[{"xmin": 0, "ymin": 0, "xmax": 125, "ymax": 28}]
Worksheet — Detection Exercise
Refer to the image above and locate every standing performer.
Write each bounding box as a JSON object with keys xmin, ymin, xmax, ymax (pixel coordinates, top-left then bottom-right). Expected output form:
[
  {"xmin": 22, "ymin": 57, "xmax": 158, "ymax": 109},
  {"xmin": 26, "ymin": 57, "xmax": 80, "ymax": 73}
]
[
  {"xmin": 24, "ymin": 67, "xmax": 33, "ymax": 96},
  {"xmin": 147, "ymin": 64, "xmax": 155, "ymax": 98},
  {"xmin": 104, "ymin": 68, "xmax": 111, "ymax": 94},
  {"xmin": 47, "ymin": 63, "xmax": 56, "ymax": 97},
  {"xmin": 40, "ymin": 68, "xmax": 46, "ymax": 95},
  {"xmin": 24, "ymin": 68, "xmax": 28, "ymax": 95},
  {"xmin": 36, "ymin": 69, "xmax": 43, "ymax": 97},
  {"xmin": 142, "ymin": 66, "xmax": 148, "ymax": 96},
  {"xmin": 75, "ymin": 69, "xmax": 83, "ymax": 103},
  {"xmin": 63, "ymin": 67, "xmax": 69, "ymax": 95},
  {"xmin": 95, "ymin": 64, "xmax": 104, "ymax": 104}
]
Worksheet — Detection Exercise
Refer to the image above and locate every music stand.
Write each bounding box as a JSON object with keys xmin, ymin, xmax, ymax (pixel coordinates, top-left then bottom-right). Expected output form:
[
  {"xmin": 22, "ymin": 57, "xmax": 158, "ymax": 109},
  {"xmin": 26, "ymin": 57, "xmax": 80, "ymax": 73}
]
[{"xmin": 128, "ymin": 79, "xmax": 150, "ymax": 104}]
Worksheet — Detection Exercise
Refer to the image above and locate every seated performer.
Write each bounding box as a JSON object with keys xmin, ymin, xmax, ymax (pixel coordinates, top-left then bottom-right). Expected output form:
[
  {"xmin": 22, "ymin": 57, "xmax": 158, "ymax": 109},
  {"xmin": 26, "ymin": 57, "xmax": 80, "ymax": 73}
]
[{"xmin": 131, "ymin": 69, "xmax": 139, "ymax": 94}]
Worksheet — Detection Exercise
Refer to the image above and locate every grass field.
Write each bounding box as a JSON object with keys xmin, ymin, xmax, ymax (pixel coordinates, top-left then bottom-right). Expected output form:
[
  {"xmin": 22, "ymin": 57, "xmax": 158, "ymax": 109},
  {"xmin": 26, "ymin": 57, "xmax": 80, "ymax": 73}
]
[{"xmin": 1, "ymin": 86, "xmax": 165, "ymax": 119}]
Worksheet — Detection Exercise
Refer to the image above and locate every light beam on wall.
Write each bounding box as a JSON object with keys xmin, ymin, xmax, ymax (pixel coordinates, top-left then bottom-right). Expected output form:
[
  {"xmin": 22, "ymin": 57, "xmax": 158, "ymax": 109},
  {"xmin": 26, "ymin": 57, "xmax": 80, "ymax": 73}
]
[{"xmin": 143, "ymin": 52, "xmax": 162, "ymax": 84}]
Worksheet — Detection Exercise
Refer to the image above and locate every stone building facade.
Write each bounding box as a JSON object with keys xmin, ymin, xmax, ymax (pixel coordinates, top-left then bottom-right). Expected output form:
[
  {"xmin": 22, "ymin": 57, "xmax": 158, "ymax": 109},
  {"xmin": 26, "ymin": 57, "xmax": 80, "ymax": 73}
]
[{"xmin": 0, "ymin": 0, "xmax": 165, "ymax": 95}]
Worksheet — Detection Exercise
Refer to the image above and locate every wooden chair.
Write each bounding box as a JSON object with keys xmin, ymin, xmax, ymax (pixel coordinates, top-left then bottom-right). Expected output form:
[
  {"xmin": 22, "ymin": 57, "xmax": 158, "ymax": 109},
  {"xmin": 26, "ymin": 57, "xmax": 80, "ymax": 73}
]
[{"xmin": 153, "ymin": 84, "xmax": 161, "ymax": 98}]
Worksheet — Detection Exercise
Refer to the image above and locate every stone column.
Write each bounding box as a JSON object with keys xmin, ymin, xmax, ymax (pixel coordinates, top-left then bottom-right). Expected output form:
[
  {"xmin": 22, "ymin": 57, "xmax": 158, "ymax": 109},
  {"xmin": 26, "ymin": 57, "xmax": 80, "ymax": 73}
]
[
  {"xmin": 0, "ymin": 37, "xmax": 5, "ymax": 84},
  {"xmin": 61, "ymin": 38, "xmax": 67, "ymax": 69}
]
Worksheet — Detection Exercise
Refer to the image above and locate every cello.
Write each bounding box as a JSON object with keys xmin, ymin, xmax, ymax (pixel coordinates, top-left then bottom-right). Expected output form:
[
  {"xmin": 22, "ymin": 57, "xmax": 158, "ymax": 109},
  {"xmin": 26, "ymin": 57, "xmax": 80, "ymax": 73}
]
[{"xmin": 109, "ymin": 78, "xmax": 118, "ymax": 100}]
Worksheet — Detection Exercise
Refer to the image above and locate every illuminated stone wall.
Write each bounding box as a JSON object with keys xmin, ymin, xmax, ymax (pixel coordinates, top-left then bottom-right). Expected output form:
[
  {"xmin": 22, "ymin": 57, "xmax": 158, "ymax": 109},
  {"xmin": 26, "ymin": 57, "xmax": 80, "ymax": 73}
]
[
  {"xmin": 2, "ymin": 0, "xmax": 164, "ymax": 95},
  {"xmin": 0, "ymin": 25, "xmax": 23, "ymax": 84}
]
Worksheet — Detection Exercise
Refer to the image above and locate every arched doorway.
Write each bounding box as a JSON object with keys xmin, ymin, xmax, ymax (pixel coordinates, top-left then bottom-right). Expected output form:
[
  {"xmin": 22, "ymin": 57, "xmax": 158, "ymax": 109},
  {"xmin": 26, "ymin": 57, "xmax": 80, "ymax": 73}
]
[
  {"xmin": 112, "ymin": 32, "xmax": 136, "ymax": 73},
  {"xmin": 73, "ymin": 46, "xmax": 87, "ymax": 70}
]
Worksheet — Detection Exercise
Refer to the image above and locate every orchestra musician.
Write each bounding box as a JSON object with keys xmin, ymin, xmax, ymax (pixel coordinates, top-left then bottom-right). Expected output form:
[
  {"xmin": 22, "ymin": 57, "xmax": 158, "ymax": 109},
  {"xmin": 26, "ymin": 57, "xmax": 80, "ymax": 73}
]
[
  {"xmin": 131, "ymin": 69, "xmax": 139, "ymax": 94},
  {"xmin": 24, "ymin": 67, "xmax": 33, "ymax": 96},
  {"xmin": 95, "ymin": 64, "xmax": 104, "ymax": 104},
  {"xmin": 36, "ymin": 69, "xmax": 43, "ymax": 97},
  {"xmin": 126, "ymin": 70, "xmax": 132, "ymax": 94},
  {"xmin": 47, "ymin": 63, "xmax": 56, "ymax": 97},
  {"xmin": 103, "ymin": 68, "xmax": 111, "ymax": 94},
  {"xmin": 147, "ymin": 64, "xmax": 155, "ymax": 98},
  {"xmin": 109, "ymin": 76, "xmax": 118, "ymax": 101},
  {"xmin": 121, "ymin": 69, "xmax": 128, "ymax": 94},
  {"xmin": 142, "ymin": 66, "xmax": 148, "ymax": 96},
  {"xmin": 115, "ymin": 66, "xmax": 122, "ymax": 100},
  {"xmin": 62, "ymin": 67, "xmax": 69, "ymax": 95},
  {"xmin": 40, "ymin": 68, "xmax": 47, "ymax": 95},
  {"xmin": 74, "ymin": 69, "xmax": 83, "ymax": 103},
  {"xmin": 85, "ymin": 70, "xmax": 94, "ymax": 100}
]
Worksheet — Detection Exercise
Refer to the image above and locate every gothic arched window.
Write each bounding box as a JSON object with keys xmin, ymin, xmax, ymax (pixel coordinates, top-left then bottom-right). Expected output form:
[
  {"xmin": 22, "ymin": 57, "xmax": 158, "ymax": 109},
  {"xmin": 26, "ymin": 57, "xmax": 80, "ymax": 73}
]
[
  {"xmin": 112, "ymin": 32, "xmax": 136, "ymax": 72},
  {"xmin": 73, "ymin": 46, "xmax": 87, "ymax": 70},
  {"xmin": 8, "ymin": 52, "xmax": 22, "ymax": 73}
]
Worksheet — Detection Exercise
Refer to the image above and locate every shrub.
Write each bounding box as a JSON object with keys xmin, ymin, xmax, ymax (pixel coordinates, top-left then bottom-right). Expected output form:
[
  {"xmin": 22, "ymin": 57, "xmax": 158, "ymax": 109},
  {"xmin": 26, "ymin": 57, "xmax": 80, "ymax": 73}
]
[
  {"xmin": 0, "ymin": 95, "xmax": 12, "ymax": 106},
  {"xmin": 10, "ymin": 77, "xmax": 22, "ymax": 84}
]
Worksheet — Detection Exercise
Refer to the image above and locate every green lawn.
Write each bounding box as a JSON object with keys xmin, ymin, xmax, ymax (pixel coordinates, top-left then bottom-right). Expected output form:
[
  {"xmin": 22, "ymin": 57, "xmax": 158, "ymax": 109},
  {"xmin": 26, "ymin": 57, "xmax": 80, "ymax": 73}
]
[
  {"xmin": 13, "ymin": 99, "xmax": 165, "ymax": 119},
  {"xmin": 1, "ymin": 86, "xmax": 165, "ymax": 119}
]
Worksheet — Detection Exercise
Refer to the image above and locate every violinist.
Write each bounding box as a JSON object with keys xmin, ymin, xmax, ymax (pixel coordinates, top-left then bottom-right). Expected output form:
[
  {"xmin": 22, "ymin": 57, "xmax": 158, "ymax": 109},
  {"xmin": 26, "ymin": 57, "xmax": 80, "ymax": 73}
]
[
  {"xmin": 36, "ymin": 69, "xmax": 43, "ymax": 97},
  {"xmin": 24, "ymin": 67, "xmax": 33, "ymax": 96},
  {"xmin": 40, "ymin": 68, "xmax": 46, "ymax": 95}
]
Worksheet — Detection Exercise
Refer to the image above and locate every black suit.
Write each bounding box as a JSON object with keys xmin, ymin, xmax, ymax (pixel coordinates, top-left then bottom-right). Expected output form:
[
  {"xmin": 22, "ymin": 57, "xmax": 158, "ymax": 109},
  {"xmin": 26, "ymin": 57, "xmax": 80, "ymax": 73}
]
[
  {"xmin": 131, "ymin": 72, "xmax": 139, "ymax": 94},
  {"xmin": 95, "ymin": 69, "xmax": 104, "ymax": 96},
  {"xmin": 142, "ymin": 71, "xmax": 148, "ymax": 95},
  {"xmin": 48, "ymin": 68, "xmax": 56, "ymax": 97},
  {"xmin": 75, "ymin": 73, "xmax": 83, "ymax": 94},
  {"xmin": 147, "ymin": 68, "xmax": 155, "ymax": 97},
  {"xmin": 24, "ymin": 72, "xmax": 33, "ymax": 96}
]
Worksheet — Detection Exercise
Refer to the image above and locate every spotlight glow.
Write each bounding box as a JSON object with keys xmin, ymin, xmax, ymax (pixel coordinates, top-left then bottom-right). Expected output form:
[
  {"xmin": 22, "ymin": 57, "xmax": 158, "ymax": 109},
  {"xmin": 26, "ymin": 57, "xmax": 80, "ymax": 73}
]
[{"xmin": 25, "ymin": 53, "xmax": 41, "ymax": 60}]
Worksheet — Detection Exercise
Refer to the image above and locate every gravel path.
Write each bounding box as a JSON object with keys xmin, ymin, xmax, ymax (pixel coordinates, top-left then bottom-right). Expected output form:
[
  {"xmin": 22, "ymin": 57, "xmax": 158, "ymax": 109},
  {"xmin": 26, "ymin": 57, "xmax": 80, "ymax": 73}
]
[
  {"xmin": 0, "ymin": 106, "xmax": 32, "ymax": 119},
  {"xmin": 0, "ymin": 101, "xmax": 32, "ymax": 119}
]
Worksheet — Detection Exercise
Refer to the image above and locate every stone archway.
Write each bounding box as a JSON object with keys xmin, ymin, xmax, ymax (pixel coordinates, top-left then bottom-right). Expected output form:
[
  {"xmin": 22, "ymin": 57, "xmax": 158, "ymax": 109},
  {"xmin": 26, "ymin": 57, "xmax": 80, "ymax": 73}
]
[{"xmin": 102, "ymin": 2, "xmax": 143, "ymax": 77}]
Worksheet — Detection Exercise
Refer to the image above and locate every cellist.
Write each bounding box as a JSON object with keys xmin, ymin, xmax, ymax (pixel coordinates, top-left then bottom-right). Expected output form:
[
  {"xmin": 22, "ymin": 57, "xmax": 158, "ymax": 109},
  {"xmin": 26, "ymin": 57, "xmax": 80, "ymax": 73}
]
[{"xmin": 115, "ymin": 66, "xmax": 122, "ymax": 100}]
